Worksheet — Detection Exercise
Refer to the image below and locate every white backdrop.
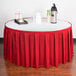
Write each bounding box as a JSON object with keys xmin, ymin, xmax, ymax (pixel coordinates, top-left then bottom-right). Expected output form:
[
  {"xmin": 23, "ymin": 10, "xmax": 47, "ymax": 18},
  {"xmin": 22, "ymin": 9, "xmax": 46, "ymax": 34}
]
[{"xmin": 0, "ymin": 0, "xmax": 76, "ymax": 38}]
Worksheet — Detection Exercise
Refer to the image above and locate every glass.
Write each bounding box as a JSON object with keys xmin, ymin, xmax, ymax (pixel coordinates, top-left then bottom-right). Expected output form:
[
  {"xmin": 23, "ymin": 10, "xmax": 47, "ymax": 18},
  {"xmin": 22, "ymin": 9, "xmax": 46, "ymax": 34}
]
[{"xmin": 15, "ymin": 13, "xmax": 23, "ymax": 20}]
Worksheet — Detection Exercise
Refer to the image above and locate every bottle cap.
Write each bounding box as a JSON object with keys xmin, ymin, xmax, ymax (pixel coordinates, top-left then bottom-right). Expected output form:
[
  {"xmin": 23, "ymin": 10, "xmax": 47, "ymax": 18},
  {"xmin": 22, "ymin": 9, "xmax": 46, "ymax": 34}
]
[{"xmin": 51, "ymin": 3, "xmax": 57, "ymax": 11}]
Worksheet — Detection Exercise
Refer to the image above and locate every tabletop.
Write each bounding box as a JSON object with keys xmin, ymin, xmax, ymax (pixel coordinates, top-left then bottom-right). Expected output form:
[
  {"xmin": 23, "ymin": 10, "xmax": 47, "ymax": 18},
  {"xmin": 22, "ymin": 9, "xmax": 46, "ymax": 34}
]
[{"xmin": 5, "ymin": 19, "xmax": 71, "ymax": 32}]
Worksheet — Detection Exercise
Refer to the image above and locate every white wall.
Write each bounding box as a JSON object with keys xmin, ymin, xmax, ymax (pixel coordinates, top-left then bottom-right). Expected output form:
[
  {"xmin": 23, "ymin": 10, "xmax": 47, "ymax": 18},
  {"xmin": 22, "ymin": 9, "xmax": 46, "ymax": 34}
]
[{"xmin": 0, "ymin": 0, "xmax": 76, "ymax": 38}]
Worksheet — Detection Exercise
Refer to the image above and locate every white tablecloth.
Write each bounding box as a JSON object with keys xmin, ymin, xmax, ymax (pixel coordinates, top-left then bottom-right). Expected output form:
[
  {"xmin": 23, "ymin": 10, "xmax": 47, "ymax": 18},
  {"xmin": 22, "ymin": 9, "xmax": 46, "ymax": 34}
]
[{"xmin": 6, "ymin": 19, "xmax": 71, "ymax": 31}]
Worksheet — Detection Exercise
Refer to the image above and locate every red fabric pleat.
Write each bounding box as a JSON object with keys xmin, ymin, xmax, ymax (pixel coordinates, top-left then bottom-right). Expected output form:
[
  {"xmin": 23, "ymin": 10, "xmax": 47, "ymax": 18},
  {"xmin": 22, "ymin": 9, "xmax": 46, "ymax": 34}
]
[
  {"xmin": 20, "ymin": 33, "xmax": 25, "ymax": 66},
  {"xmin": 24, "ymin": 32, "xmax": 30, "ymax": 67},
  {"xmin": 58, "ymin": 32, "xmax": 62, "ymax": 64},
  {"xmin": 30, "ymin": 32, "xmax": 35, "ymax": 67},
  {"xmin": 6, "ymin": 30, "xmax": 9, "ymax": 60},
  {"xmin": 4, "ymin": 26, "xmax": 73, "ymax": 68},
  {"xmin": 35, "ymin": 32, "xmax": 39, "ymax": 68},
  {"xmin": 62, "ymin": 31, "xmax": 66, "ymax": 64},
  {"xmin": 15, "ymin": 32, "xmax": 20, "ymax": 66},
  {"xmin": 68, "ymin": 29, "xmax": 72, "ymax": 61},
  {"xmin": 45, "ymin": 33, "xmax": 50, "ymax": 68},
  {"xmin": 39, "ymin": 33, "xmax": 45, "ymax": 66},
  {"xmin": 55, "ymin": 32, "xmax": 59, "ymax": 67},
  {"xmin": 9, "ymin": 31, "xmax": 13, "ymax": 63},
  {"xmin": 12, "ymin": 32, "xmax": 17, "ymax": 64},
  {"xmin": 65, "ymin": 31, "xmax": 69, "ymax": 61},
  {"xmin": 70, "ymin": 29, "xmax": 73, "ymax": 55},
  {"xmin": 50, "ymin": 32, "xmax": 55, "ymax": 65}
]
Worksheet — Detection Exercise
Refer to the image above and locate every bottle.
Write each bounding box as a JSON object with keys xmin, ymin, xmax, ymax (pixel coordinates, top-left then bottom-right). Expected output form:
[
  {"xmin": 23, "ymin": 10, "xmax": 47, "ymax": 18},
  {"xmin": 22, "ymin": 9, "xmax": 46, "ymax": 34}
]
[
  {"xmin": 47, "ymin": 10, "xmax": 51, "ymax": 23},
  {"xmin": 51, "ymin": 3, "xmax": 58, "ymax": 24}
]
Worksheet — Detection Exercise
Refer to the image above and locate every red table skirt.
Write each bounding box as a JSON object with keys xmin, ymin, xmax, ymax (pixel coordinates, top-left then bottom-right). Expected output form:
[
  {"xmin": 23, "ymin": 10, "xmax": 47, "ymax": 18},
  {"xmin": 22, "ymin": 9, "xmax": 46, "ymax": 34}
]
[{"xmin": 4, "ymin": 26, "xmax": 73, "ymax": 68}]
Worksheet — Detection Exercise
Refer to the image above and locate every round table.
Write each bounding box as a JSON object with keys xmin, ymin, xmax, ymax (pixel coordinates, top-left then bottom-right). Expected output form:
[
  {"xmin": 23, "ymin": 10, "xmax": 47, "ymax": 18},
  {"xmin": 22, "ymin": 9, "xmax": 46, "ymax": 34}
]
[{"xmin": 4, "ymin": 19, "xmax": 73, "ymax": 68}]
